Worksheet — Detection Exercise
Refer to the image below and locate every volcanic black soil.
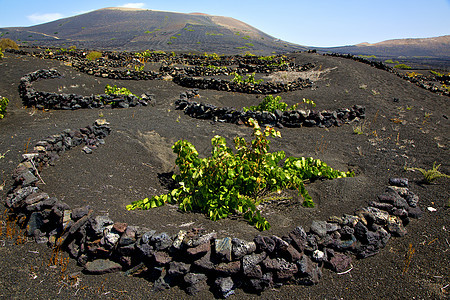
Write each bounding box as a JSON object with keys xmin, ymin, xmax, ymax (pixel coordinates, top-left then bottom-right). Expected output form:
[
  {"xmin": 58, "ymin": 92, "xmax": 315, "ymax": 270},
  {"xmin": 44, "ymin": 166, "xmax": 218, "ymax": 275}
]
[{"xmin": 0, "ymin": 51, "xmax": 448, "ymax": 299}]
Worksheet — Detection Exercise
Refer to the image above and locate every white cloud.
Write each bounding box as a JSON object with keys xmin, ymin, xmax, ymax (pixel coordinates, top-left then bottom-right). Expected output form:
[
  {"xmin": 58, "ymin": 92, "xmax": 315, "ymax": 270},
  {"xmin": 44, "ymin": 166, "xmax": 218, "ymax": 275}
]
[
  {"xmin": 119, "ymin": 3, "xmax": 146, "ymax": 9},
  {"xmin": 27, "ymin": 13, "xmax": 64, "ymax": 24}
]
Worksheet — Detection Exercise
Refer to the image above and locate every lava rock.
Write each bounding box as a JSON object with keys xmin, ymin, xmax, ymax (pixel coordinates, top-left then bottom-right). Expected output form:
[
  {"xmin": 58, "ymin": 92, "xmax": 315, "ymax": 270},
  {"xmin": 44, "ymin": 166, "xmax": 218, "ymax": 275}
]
[
  {"xmin": 152, "ymin": 232, "xmax": 173, "ymax": 251},
  {"xmin": 296, "ymin": 255, "xmax": 322, "ymax": 285},
  {"xmin": 329, "ymin": 253, "xmax": 352, "ymax": 273},
  {"xmin": 84, "ymin": 259, "xmax": 122, "ymax": 274},
  {"xmin": 215, "ymin": 237, "xmax": 232, "ymax": 262},
  {"xmin": 184, "ymin": 273, "xmax": 208, "ymax": 295},
  {"xmin": 215, "ymin": 277, "xmax": 235, "ymax": 298},
  {"xmin": 168, "ymin": 261, "xmax": 191, "ymax": 277},
  {"xmin": 231, "ymin": 238, "xmax": 256, "ymax": 260}
]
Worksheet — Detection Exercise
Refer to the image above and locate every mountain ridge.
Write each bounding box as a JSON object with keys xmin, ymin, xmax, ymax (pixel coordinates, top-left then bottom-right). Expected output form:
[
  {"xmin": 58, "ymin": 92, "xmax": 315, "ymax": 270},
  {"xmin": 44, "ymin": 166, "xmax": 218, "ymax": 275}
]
[
  {"xmin": 0, "ymin": 7, "xmax": 305, "ymax": 54},
  {"xmin": 0, "ymin": 7, "xmax": 448, "ymax": 63}
]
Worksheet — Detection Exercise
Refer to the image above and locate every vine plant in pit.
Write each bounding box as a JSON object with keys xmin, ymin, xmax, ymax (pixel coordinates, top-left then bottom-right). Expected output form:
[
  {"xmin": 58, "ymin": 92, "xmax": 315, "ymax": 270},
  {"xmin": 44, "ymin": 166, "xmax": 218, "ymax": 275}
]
[
  {"xmin": 243, "ymin": 95, "xmax": 316, "ymax": 113},
  {"xmin": 127, "ymin": 119, "xmax": 353, "ymax": 230}
]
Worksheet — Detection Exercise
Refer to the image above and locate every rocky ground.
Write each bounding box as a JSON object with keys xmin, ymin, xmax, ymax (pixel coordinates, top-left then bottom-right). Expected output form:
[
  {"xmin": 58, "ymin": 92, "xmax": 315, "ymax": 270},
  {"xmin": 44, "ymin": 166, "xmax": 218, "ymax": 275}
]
[{"xmin": 0, "ymin": 50, "xmax": 449, "ymax": 299}]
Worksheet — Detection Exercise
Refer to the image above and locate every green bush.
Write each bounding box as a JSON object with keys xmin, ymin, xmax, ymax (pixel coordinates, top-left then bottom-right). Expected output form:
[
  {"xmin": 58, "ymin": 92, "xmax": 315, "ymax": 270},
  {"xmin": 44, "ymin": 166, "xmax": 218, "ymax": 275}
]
[
  {"xmin": 0, "ymin": 38, "xmax": 19, "ymax": 50},
  {"xmin": 394, "ymin": 64, "xmax": 412, "ymax": 69},
  {"xmin": 127, "ymin": 119, "xmax": 353, "ymax": 230},
  {"xmin": 0, "ymin": 49, "xmax": 3, "ymax": 59},
  {"xmin": 243, "ymin": 96, "xmax": 315, "ymax": 113},
  {"xmin": 104, "ymin": 84, "xmax": 140, "ymax": 99},
  {"xmin": 86, "ymin": 51, "xmax": 102, "ymax": 61},
  {"xmin": 0, "ymin": 96, "xmax": 9, "ymax": 119},
  {"xmin": 384, "ymin": 59, "xmax": 399, "ymax": 64},
  {"xmin": 407, "ymin": 162, "xmax": 450, "ymax": 184},
  {"xmin": 231, "ymin": 72, "xmax": 263, "ymax": 85},
  {"xmin": 244, "ymin": 95, "xmax": 294, "ymax": 112}
]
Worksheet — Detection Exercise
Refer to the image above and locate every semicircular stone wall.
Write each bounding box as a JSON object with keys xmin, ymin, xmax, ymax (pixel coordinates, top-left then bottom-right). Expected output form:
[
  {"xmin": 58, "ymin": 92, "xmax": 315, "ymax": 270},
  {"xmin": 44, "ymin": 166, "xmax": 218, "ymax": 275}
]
[{"xmin": 3, "ymin": 118, "xmax": 423, "ymax": 296}]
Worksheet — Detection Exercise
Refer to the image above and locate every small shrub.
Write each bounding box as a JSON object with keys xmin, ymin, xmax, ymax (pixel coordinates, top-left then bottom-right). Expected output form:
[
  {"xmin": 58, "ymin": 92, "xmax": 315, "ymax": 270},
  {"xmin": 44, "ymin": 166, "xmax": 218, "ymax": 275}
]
[
  {"xmin": 385, "ymin": 59, "xmax": 399, "ymax": 64},
  {"xmin": 0, "ymin": 49, "xmax": 3, "ymax": 59},
  {"xmin": 394, "ymin": 64, "xmax": 412, "ymax": 70},
  {"xmin": 86, "ymin": 51, "xmax": 102, "ymax": 61},
  {"xmin": 243, "ymin": 95, "xmax": 300, "ymax": 113},
  {"xmin": 406, "ymin": 72, "xmax": 421, "ymax": 78},
  {"xmin": 0, "ymin": 96, "xmax": 9, "ymax": 119},
  {"xmin": 0, "ymin": 38, "xmax": 19, "ymax": 50},
  {"xmin": 258, "ymin": 55, "xmax": 276, "ymax": 61},
  {"xmin": 127, "ymin": 119, "xmax": 353, "ymax": 230},
  {"xmin": 134, "ymin": 64, "xmax": 144, "ymax": 71},
  {"xmin": 104, "ymin": 84, "xmax": 139, "ymax": 98},
  {"xmin": 204, "ymin": 52, "xmax": 220, "ymax": 60},
  {"xmin": 430, "ymin": 70, "xmax": 445, "ymax": 77},
  {"xmin": 231, "ymin": 72, "xmax": 263, "ymax": 85},
  {"xmin": 407, "ymin": 162, "xmax": 450, "ymax": 184},
  {"xmin": 352, "ymin": 120, "xmax": 367, "ymax": 135}
]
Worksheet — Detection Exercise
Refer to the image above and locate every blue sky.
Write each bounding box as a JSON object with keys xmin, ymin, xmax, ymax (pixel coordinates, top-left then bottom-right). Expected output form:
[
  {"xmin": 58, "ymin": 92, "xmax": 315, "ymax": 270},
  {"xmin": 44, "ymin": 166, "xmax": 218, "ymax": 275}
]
[{"xmin": 1, "ymin": 0, "xmax": 449, "ymax": 47}]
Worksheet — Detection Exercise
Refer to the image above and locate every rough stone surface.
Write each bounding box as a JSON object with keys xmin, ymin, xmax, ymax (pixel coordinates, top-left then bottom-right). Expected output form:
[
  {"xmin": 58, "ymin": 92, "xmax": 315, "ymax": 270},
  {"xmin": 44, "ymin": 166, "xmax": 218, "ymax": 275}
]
[{"xmin": 84, "ymin": 259, "xmax": 122, "ymax": 274}]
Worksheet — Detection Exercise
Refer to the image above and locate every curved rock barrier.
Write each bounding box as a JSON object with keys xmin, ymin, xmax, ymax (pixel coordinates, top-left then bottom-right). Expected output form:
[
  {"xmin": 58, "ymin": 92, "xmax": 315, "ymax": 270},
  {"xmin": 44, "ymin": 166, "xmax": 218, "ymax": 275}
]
[
  {"xmin": 18, "ymin": 69, "xmax": 153, "ymax": 110},
  {"xmin": 325, "ymin": 53, "xmax": 450, "ymax": 97},
  {"xmin": 7, "ymin": 48, "xmax": 449, "ymax": 96},
  {"xmin": 173, "ymin": 75, "xmax": 312, "ymax": 94},
  {"xmin": 2, "ymin": 121, "xmax": 423, "ymax": 297},
  {"xmin": 175, "ymin": 92, "xmax": 365, "ymax": 128},
  {"xmin": 8, "ymin": 49, "xmax": 314, "ymax": 95}
]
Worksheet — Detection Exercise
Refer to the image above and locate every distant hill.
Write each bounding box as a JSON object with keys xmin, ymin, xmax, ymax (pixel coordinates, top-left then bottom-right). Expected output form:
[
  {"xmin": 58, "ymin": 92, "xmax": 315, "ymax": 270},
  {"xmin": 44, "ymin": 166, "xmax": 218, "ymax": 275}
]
[
  {"xmin": 314, "ymin": 35, "xmax": 450, "ymax": 69},
  {"xmin": 0, "ymin": 7, "xmax": 306, "ymax": 54}
]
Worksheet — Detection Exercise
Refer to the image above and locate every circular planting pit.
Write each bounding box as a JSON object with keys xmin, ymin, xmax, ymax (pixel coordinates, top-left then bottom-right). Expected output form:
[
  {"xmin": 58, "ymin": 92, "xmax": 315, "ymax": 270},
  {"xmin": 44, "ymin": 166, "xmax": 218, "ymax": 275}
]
[{"xmin": 1, "ymin": 49, "xmax": 448, "ymax": 299}]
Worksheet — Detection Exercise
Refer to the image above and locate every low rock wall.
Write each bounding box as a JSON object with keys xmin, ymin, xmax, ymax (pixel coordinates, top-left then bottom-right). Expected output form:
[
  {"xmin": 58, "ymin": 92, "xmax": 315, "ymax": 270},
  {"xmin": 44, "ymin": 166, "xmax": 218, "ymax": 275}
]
[
  {"xmin": 18, "ymin": 69, "xmax": 153, "ymax": 110},
  {"xmin": 3, "ymin": 120, "xmax": 423, "ymax": 297},
  {"xmin": 175, "ymin": 93, "xmax": 365, "ymax": 128},
  {"xmin": 173, "ymin": 75, "xmax": 312, "ymax": 94}
]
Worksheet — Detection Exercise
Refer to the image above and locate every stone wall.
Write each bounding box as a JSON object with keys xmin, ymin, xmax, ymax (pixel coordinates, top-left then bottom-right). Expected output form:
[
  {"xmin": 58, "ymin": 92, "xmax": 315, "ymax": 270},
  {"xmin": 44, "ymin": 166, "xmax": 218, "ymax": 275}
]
[
  {"xmin": 3, "ymin": 120, "xmax": 423, "ymax": 297},
  {"xmin": 8, "ymin": 49, "xmax": 314, "ymax": 95},
  {"xmin": 18, "ymin": 69, "xmax": 153, "ymax": 110},
  {"xmin": 175, "ymin": 92, "xmax": 365, "ymax": 128}
]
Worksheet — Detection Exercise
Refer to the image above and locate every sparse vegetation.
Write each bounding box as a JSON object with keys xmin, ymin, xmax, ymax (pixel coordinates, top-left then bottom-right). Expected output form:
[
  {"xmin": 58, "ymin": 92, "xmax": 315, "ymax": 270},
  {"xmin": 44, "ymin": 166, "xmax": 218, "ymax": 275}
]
[
  {"xmin": 385, "ymin": 59, "xmax": 399, "ymax": 64},
  {"xmin": 394, "ymin": 64, "xmax": 412, "ymax": 70},
  {"xmin": 206, "ymin": 32, "xmax": 224, "ymax": 36},
  {"xmin": 203, "ymin": 52, "xmax": 220, "ymax": 60},
  {"xmin": 231, "ymin": 72, "xmax": 263, "ymax": 85},
  {"xmin": 86, "ymin": 51, "xmax": 102, "ymax": 61},
  {"xmin": 406, "ymin": 162, "xmax": 450, "ymax": 184},
  {"xmin": 258, "ymin": 55, "xmax": 276, "ymax": 61},
  {"xmin": 0, "ymin": 38, "xmax": 19, "ymax": 50},
  {"xmin": 243, "ymin": 95, "xmax": 296, "ymax": 113},
  {"xmin": 353, "ymin": 120, "xmax": 368, "ymax": 135},
  {"xmin": 243, "ymin": 96, "xmax": 315, "ymax": 113},
  {"xmin": 406, "ymin": 72, "xmax": 422, "ymax": 78},
  {"xmin": 0, "ymin": 96, "xmax": 9, "ymax": 119},
  {"xmin": 134, "ymin": 64, "xmax": 144, "ymax": 72},
  {"xmin": 104, "ymin": 84, "xmax": 140, "ymax": 100},
  {"xmin": 136, "ymin": 50, "xmax": 166, "ymax": 58},
  {"xmin": 127, "ymin": 119, "xmax": 353, "ymax": 230},
  {"xmin": 358, "ymin": 55, "xmax": 377, "ymax": 58}
]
